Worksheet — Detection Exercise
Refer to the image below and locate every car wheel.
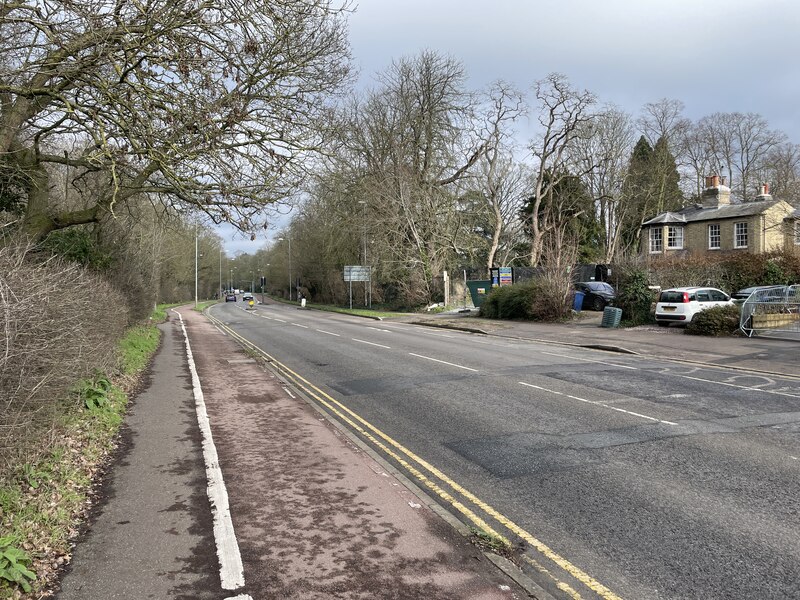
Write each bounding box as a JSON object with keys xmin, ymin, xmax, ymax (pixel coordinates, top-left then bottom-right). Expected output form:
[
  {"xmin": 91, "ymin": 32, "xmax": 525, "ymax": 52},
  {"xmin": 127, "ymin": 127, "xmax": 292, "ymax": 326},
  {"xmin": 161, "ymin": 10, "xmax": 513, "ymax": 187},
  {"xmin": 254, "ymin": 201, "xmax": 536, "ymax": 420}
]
[
  {"xmin": 657, "ymin": 321, "xmax": 670, "ymax": 327},
  {"xmin": 592, "ymin": 296, "xmax": 605, "ymax": 311}
]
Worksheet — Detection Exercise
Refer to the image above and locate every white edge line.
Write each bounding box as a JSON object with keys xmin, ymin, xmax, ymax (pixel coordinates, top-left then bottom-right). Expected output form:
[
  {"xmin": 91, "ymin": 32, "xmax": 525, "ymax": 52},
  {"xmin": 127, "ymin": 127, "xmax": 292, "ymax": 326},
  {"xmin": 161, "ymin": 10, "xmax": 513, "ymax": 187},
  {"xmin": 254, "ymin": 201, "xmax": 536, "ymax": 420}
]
[
  {"xmin": 316, "ymin": 329, "xmax": 341, "ymax": 336},
  {"xmin": 172, "ymin": 310, "xmax": 245, "ymax": 591},
  {"xmin": 352, "ymin": 338, "xmax": 391, "ymax": 349},
  {"xmin": 409, "ymin": 352, "xmax": 478, "ymax": 372}
]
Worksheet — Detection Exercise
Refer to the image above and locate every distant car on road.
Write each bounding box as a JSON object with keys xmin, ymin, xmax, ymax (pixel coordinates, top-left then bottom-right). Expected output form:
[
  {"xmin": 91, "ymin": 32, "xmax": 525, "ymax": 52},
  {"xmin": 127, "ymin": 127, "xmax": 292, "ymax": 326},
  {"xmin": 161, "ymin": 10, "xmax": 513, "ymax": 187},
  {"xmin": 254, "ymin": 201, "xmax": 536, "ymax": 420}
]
[
  {"xmin": 242, "ymin": 293, "xmax": 254, "ymax": 302},
  {"xmin": 655, "ymin": 287, "xmax": 733, "ymax": 326},
  {"xmin": 225, "ymin": 293, "xmax": 236, "ymax": 302},
  {"xmin": 574, "ymin": 281, "xmax": 616, "ymax": 311}
]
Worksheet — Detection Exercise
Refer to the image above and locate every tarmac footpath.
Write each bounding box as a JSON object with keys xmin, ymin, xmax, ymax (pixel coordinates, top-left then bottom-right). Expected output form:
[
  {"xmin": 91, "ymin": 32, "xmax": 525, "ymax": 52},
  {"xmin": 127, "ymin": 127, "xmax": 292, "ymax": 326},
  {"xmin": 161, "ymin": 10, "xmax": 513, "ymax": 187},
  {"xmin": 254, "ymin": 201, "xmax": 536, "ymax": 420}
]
[{"xmin": 58, "ymin": 307, "xmax": 534, "ymax": 600}]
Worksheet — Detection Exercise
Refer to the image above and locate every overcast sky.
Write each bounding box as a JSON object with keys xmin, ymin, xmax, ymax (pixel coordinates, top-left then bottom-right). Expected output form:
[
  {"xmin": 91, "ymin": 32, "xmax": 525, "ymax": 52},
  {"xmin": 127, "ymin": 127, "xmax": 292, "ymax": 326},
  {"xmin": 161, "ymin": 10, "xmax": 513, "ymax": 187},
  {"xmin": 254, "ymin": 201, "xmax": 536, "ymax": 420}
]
[{"xmin": 220, "ymin": 0, "xmax": 800, "ymax": 255}]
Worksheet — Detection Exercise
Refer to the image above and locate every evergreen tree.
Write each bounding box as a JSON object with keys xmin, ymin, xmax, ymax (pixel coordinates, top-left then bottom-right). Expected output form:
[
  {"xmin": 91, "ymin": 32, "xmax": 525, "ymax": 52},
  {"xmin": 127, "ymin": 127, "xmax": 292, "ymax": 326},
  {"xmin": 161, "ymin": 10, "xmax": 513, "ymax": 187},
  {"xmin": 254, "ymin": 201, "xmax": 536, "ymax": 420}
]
[{"xmin": 619, "ymin": 135, "xmax": 683, "ymax": 253}]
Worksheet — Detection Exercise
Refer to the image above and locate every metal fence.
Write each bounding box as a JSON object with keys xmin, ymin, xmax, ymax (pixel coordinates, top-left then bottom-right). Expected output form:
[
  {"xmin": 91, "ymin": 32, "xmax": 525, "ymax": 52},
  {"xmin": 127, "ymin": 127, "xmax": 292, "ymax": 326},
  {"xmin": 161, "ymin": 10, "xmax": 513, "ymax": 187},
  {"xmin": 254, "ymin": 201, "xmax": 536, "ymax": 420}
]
[{"xmin": 739, "ymin": 284, "xmax": 800, "ymax": 337}]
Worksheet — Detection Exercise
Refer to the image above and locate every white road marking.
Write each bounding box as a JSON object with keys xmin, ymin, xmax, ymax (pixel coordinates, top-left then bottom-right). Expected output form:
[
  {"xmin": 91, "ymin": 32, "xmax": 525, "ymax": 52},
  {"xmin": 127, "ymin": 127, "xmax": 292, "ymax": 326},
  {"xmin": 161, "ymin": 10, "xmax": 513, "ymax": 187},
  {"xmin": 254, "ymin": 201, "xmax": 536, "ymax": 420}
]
[
  {"xmin": 172, "ymin": 310, "xmax": 245, "ymax": 591},
  {"xmin": 541, "ymin": 351, "xmax": 638, "ymax": 370},
  {"xmin": 316, "ymin": 329, "xmax": 341, "ymax": 336},
  {"xmin": 790, "ymin": 456, "xmax": 798, "ymax": 460},
  {"xmin": 678, "ymin": 374, "xmax": 800, "ymax": 398},
  {"xmin": 213, "ymin": 325, "xmax": 227, "ymax": 336},
  {"xmin": 519, "ymin": 382, "xmax": 677, "ymax": 425},
  {"xmin": 225, "ymin": 595, "xmax": 254, "ymax": 600},
  {"xmin": 352, "ymin": 338, "xmax": 391, "ymax": 349},
  {"xmin": 409, "ymin": 353, "xmax": 479, "ymax": 372},
  {"xmin": 292, "ymin": 323, "xmax": 309, "ymax": 328},
  {"xmin": 283, "ymin": 386, "xmax": 296, "ymax": 399},
  {"xmin": 273, "ymin": 318, "xmax": 287, "ymax": 323},
  {"xmin": 367, "ymin": 326, "xmax": 392, "ymax": 333}
]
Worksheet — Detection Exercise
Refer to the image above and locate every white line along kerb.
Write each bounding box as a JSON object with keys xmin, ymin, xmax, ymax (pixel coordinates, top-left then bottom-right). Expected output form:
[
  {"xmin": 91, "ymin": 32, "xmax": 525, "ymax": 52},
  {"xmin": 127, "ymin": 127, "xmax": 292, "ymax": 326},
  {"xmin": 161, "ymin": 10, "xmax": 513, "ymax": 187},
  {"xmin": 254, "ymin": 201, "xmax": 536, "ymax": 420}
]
[{"xmin": 172, "ymin": 310, "xmax": 246, "ymax": 591}]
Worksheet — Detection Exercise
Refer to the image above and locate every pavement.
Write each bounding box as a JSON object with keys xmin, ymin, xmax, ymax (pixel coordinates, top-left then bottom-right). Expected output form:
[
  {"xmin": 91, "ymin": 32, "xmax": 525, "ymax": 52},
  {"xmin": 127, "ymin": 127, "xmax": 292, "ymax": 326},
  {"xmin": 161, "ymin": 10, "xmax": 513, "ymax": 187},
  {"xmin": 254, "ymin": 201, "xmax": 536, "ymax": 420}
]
[{"xmin": 56, "ymin": 303, "xmax": 797, "ymax": 600}]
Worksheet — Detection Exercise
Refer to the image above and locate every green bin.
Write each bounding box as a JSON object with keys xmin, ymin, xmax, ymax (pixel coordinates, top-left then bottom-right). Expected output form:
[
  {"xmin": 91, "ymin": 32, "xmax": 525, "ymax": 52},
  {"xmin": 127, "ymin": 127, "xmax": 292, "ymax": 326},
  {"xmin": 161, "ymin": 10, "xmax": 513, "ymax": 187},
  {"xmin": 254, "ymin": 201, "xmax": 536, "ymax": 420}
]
[
  {"xmin": 466, "ymin": 280, "xmax": 492, "ymax": 308},
  {"xmin": 601, "ymin": 306, "xmax": 622, "ymax": 328}
]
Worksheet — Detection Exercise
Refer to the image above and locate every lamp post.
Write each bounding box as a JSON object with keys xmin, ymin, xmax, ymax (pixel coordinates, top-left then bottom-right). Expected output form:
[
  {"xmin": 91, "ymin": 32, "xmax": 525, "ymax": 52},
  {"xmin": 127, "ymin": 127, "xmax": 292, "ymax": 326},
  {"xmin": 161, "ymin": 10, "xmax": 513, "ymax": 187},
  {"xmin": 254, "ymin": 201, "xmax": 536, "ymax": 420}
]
[
  {"xmin": 357, "ymin": 200, "xmax": 370, "ymax": 307},
  {"xmin": 262, "ymin": 263, "xmax": 270, "ymax": 304},
  {"xmin": 218, "ymin": 246, "xmax": 222, "ymax": 299},
  {"xmin": 229, "ymin": 268, "xmax": 233, "ymax": 293},
  {"xmin": 278, "ymin": 236, "xmax": 292, "ymax": 301},
  {"xmin": 194, "ymin": 220, "xmax": 198, "ymax": 308}
]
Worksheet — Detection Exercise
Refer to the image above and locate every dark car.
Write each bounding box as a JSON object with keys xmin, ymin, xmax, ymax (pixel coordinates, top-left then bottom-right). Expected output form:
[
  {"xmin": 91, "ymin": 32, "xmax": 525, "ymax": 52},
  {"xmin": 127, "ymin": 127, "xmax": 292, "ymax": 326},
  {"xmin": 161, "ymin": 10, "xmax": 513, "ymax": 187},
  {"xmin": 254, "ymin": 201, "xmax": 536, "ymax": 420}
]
[
  {"xmin": 225, "ymin": 293, "xmax": 236, "ymax": 302},
  {"xmin": 732, "ymin": 285, "xmax": 787, "ymax": 303},
  {"xmin": 574, "ymin": 281, "xmax": 616, "ymax": 311}
]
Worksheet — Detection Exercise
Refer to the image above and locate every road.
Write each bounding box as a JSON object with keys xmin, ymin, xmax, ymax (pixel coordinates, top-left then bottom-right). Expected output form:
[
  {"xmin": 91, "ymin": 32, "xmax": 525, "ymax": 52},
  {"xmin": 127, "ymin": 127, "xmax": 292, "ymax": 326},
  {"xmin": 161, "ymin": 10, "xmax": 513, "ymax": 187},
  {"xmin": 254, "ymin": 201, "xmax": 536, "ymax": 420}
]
[{"xmin": 208, "ymin": 300, "xmax": 800, "ymax": 600}]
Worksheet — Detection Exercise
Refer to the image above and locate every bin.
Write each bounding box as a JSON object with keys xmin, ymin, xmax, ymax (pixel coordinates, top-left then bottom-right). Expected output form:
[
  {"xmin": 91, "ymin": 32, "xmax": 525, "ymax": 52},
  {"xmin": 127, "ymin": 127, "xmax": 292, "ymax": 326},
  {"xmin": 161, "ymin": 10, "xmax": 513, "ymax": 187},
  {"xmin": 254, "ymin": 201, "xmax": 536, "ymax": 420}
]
[
  {"xmin": 573, "ymin": 291, "xmax": 585, "ymax": 312},
  {"xmin": 601, "ymin": 306, "xmax": 623, "ymax": 328}
]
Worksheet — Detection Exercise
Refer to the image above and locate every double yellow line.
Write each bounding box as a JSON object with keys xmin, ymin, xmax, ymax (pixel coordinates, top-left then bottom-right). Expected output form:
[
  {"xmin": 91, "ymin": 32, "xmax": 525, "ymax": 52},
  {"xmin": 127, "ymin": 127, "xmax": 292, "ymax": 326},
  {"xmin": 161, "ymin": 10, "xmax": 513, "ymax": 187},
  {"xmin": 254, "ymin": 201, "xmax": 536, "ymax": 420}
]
[{"xmin": 207, "ymin": 312, "xmax": 623, "ymax": 600}]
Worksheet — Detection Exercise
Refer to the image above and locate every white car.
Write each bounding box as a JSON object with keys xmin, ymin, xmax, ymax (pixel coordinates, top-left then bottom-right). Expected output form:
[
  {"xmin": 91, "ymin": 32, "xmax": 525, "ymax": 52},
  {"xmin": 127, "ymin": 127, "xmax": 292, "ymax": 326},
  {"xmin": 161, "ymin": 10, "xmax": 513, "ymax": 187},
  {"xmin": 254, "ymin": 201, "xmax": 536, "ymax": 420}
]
[{"xmin": 654, "ymin": 287, "xmax": 734, "ymax": 326}]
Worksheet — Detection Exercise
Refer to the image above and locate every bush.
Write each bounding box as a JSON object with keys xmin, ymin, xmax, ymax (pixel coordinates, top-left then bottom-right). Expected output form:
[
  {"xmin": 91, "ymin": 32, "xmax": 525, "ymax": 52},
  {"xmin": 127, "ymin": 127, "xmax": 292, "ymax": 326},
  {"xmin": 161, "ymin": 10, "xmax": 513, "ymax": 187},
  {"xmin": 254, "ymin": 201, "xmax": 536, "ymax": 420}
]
[
  {"xmin": 480, "ymin": 282, "xmax": 535, "ymax": 319},
  {"xmin": 685, "ymin": 305, "xmax": 741, "ymax": 336},
  {"xmin": 0, "ymin": 241, "xmax": 130, "ymax": 472},
  {"xmin": 614, "ymin": 267, "xmax": 655, "ymax": 325}
]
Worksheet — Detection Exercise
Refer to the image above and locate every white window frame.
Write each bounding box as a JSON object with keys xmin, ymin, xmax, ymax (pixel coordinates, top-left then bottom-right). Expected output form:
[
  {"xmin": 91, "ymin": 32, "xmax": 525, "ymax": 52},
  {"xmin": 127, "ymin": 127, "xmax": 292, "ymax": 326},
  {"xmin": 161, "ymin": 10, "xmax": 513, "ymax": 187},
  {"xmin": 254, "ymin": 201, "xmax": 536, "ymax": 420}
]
[
  {"xmin": 667, "ymin": 226, "xmax": 684, "ymax": 249},
  {"xmin": 708, "ymin": 223, "xmax": 721, "ymax": 250},
  {"xmin": 649, "ymin": 227, "xmax": 663, "ymax": 253},
  {"xmin": 734, "ymin": 222, "xmax": 748, "ymax": 249}
]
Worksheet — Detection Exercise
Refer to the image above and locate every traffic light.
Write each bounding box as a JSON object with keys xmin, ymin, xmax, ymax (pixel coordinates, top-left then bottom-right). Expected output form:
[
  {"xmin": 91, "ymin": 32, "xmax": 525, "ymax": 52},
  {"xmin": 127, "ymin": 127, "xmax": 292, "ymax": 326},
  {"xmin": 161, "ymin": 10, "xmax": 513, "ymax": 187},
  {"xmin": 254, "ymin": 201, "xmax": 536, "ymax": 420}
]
[{"xmin": 260, "ymin": 276, "xmax": 266, "ymax": 287}]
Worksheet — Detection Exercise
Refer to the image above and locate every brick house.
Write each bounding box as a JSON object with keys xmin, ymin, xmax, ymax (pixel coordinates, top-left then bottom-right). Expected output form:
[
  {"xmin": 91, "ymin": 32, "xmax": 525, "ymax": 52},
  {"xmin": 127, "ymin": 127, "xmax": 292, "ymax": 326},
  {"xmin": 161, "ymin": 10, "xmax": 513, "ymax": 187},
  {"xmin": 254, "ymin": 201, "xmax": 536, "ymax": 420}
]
[{"xmin": 641, "ymin": 176, "xmax": 800, "ymax": 258}]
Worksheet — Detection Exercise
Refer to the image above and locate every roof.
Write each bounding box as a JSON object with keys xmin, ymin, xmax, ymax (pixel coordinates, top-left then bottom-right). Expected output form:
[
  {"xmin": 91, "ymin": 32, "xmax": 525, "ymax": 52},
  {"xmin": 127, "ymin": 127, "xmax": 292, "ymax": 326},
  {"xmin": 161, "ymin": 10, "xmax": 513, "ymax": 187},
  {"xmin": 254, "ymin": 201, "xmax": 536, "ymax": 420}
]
[{"xmin": 642, "ymin": 199, "xmax": 783, "ymax": 226}]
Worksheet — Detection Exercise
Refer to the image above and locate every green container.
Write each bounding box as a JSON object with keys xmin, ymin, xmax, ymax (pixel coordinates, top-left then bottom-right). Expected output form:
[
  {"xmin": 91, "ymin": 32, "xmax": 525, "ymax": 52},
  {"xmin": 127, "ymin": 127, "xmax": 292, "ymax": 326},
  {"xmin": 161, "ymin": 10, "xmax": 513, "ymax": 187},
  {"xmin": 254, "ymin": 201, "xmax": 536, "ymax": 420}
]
[
  {"xmin": 601, "ymin": 306, "xmax": 623, "ymax": 328},
  {"xmin": 466, "ymin": 280, "xmax": 492, "ymax": 308}
]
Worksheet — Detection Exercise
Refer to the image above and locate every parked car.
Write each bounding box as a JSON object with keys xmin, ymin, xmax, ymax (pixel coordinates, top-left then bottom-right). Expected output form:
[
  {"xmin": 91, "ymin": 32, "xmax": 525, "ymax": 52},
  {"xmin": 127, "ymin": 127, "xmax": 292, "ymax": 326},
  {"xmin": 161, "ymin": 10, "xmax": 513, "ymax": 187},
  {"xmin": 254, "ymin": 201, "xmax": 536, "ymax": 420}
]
[
  {"xmin": 732, "ymin": 285, "xmax": 787, "ymax": 303},
  {"xmin": 654, "ymin": 287, "xmax": 734, "ymax": 326},
  {"xmin": 574, "ymin": 281, "xmax": 616, "ymax": 311},
  {"xmin": 225, "ymin": 293, "xmax": 236, "ymax": 302}
]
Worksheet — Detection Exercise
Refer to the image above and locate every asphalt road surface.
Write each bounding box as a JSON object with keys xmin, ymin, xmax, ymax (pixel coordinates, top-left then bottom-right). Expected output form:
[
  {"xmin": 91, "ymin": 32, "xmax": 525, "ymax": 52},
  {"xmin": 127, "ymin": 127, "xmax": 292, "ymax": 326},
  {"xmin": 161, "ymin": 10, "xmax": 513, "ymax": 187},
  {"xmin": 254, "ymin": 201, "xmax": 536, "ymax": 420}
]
[{"xmin": 209, "ymin": 300, "xmax": 800, "ymax": 600}]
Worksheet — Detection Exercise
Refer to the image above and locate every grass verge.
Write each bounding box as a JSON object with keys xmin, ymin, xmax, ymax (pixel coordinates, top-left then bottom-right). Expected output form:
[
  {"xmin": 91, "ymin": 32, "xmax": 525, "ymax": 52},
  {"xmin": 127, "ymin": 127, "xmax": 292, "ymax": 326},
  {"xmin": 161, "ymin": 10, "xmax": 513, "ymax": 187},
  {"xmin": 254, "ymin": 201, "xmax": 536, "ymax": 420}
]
[{"xmin": 0, "ymin": 312, "xmax": 163, "ymax": 599}]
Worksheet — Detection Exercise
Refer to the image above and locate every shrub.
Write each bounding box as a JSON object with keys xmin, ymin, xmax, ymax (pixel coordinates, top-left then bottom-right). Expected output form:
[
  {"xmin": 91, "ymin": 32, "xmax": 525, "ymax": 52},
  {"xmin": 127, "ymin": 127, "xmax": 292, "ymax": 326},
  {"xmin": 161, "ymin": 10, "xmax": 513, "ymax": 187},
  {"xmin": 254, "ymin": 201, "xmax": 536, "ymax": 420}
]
[
  {"xmin": 480, "ymin": 282, "xmax": 535, "ymax": 319},
  {"xmin": 0, "ymin": 241, "xmax": 130, "ymax": 472},
  {"xmin": 614, "ymin": 267, "xmax": 654, "ymax": 325},
  {"xmin": 685, "ymin": 305, "xmax": 741, "ymax": 336}
]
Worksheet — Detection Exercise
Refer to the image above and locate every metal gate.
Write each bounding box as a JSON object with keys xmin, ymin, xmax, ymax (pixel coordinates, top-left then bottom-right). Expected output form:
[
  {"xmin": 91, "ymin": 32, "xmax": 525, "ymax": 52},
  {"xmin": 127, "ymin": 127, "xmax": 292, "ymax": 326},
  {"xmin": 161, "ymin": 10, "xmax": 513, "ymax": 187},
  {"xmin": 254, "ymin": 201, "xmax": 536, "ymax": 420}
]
[{"xmin": 739, "ymin": 284, "xmax": 800, "ymax": 337}]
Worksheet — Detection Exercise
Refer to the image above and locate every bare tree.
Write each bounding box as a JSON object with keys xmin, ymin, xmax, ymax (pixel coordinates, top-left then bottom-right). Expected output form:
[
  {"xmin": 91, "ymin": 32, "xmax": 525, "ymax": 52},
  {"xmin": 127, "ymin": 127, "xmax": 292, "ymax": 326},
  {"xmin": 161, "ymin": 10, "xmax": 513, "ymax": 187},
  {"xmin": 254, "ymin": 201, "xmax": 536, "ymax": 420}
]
[
  {"xmin": 568, "ymin": 105, "xmax": 634, "ymax": 261},
  {"xmin": 527, "ymin": 73, "xmax": 596, "ymax": 266},
  {"xmin": 0, "ymin": 0, "xmax": 352, "ymax": 242},
  {"xmin": 695, "ymin": 112, "xmax": 786, "ymax": 199},
  {"xmin": 474, "ymin": 82, "xmax": 526, "ymax": 272},
  {"xmin": 333, "ymin": 50, "xmax": 489, "ymax": 304}
]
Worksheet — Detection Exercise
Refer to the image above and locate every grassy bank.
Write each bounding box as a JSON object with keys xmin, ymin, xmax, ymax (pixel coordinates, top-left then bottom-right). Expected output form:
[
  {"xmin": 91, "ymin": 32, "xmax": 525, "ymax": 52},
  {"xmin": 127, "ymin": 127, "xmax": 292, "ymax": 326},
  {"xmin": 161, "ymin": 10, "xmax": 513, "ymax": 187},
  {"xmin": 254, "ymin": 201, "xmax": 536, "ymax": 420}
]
[{"xmin": 0, "ymin": 308, "xmax": 166, "ymax": 598}]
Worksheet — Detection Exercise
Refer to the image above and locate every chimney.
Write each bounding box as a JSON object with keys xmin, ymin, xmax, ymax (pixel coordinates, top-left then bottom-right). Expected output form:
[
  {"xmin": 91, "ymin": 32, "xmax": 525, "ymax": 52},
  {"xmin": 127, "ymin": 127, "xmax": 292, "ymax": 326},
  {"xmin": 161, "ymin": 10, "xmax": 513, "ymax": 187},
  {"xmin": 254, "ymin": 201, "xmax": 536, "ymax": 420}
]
[
  {"xmin": 753, "ymin": 182, "xmax": 773, "ymax": 202},
  {"xmin": 701, "ymin": 174, "xmax": 731, "ymax": 208}
]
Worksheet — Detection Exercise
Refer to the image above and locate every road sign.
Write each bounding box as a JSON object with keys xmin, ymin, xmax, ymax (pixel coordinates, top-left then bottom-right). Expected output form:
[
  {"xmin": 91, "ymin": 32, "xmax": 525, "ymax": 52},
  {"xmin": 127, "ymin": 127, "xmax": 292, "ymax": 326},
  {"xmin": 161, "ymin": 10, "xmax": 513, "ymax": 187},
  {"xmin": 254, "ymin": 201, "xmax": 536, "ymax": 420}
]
[{"xmin": 344, "ymin": 265, "xmax": 371, "ymax": 282}]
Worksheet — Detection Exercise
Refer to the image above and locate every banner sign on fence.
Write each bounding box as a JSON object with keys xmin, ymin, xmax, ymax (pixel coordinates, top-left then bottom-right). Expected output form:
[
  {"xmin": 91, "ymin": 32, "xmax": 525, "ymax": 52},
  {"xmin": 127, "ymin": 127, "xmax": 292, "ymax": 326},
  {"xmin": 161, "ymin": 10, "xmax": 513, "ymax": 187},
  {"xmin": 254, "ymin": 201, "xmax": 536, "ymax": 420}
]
[{"xmin": 344, "ymin": 265, "xmax": 371, "ymax": 282}]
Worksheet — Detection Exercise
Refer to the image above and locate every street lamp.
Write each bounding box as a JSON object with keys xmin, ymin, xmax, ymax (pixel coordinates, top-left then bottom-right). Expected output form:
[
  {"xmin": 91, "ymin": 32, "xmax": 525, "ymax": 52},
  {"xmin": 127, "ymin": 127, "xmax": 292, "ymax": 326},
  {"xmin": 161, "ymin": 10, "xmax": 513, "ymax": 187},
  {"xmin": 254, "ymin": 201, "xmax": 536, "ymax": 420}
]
[
  {"xmin": 194, "ymin": 220, "xmax": 198, "ymax": 308},
  {"xmin": 262, "ymin": 263, "xmax": 270, "ymax": 304},
  {"xmin": 357, "ymin": 200, "xmax": 370, "ymax": 307},
  {"xmin": 277, "ymin": 236, "xmax": 292, "ymax": 301}
]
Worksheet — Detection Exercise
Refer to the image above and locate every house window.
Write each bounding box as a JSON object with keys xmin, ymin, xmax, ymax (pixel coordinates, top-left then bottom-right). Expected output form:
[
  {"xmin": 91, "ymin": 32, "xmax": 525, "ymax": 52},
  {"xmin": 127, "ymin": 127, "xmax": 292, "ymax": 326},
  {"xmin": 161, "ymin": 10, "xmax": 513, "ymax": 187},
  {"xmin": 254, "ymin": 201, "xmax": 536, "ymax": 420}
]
[
  {"xmin": 734, "ymin": 222, "xmax": 748, "ymax": 248},
  {"xmin": 708, "ymin": 224, "xmax": 721, "ymax": 249},
  {"xmin": 667, "ymin": 226, "xmax": 684, "ymax": 249},
  {"xmin": 649, "ymin": 227, "xmax": 663, "ymax": 253}
]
